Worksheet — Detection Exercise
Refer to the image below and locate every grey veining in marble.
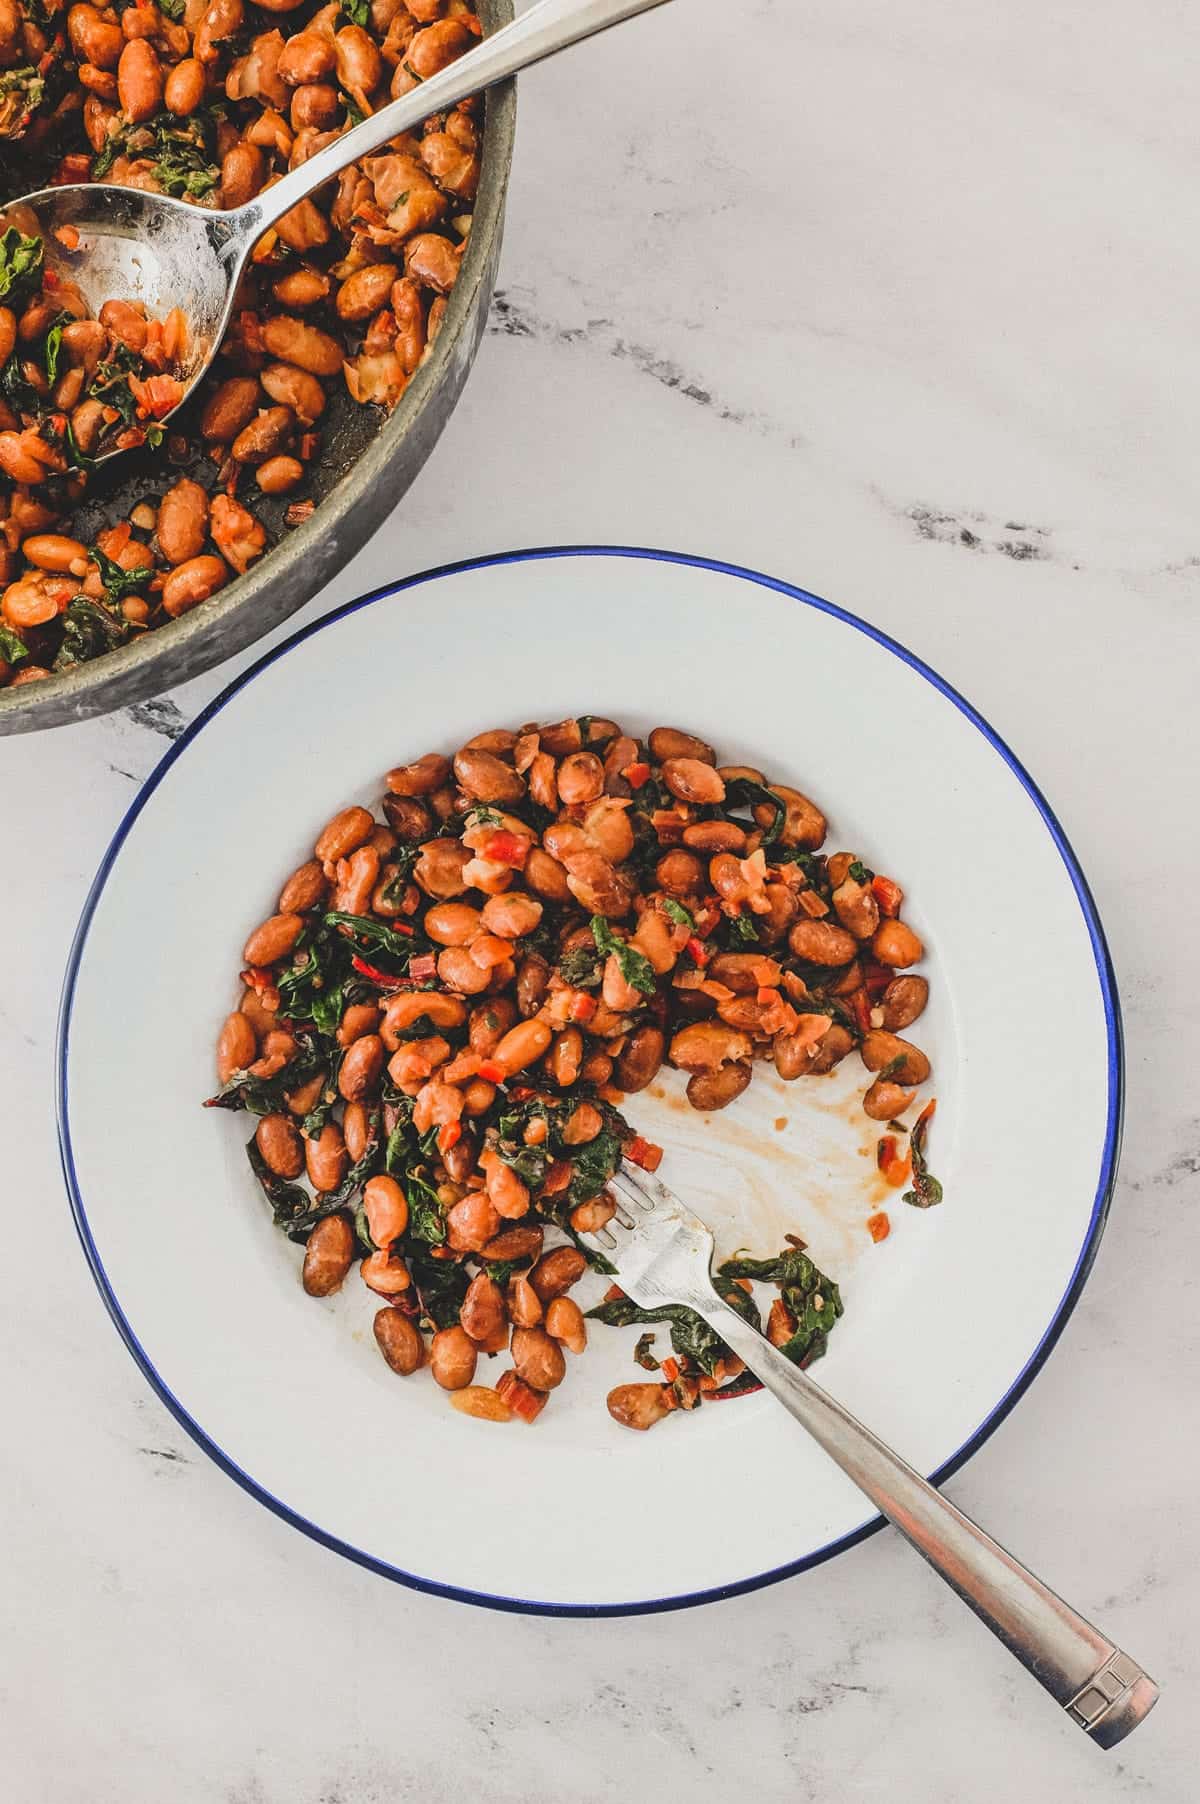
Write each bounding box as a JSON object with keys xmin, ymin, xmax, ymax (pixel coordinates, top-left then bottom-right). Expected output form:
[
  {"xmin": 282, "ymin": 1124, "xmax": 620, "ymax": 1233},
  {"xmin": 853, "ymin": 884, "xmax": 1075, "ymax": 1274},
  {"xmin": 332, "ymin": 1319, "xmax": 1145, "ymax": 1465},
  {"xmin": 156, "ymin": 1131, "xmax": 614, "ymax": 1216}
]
[{"xmin": 1, "ymin": 0, "xmax": 1195, "ymax": 1797}]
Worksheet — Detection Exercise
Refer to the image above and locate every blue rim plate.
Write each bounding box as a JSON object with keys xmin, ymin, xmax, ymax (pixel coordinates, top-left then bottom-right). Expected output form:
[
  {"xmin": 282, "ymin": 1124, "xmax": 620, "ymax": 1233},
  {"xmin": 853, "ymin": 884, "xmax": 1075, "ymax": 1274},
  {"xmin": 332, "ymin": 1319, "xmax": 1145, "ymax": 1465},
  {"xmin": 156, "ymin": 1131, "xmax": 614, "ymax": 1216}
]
[{"xmin": 57, "ymin": 547, "xmax": 1121, "ymax": 1615}]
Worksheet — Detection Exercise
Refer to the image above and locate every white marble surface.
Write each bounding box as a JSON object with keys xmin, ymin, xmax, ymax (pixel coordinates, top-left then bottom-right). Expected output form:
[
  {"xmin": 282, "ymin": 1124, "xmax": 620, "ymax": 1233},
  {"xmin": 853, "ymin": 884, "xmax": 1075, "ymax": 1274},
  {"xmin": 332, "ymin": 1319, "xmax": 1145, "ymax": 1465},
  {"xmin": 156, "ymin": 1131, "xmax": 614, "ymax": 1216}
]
[{"xmin": 2, "ymin": 0, "xmax": 1196, "ymax": 1795}]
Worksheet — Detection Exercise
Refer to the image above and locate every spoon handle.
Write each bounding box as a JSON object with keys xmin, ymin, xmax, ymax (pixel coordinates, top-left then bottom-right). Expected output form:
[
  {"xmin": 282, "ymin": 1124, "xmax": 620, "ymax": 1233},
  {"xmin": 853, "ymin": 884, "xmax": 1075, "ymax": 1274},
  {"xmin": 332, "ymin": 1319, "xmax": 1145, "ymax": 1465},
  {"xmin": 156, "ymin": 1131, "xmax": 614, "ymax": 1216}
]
[
  {"xmin": 702, "ymin": 1294, "xmax": 1160, "ymax": 1748},
  {"xmin": 244, "ymin": 0, "xmax": 673, "ymax": 240}
]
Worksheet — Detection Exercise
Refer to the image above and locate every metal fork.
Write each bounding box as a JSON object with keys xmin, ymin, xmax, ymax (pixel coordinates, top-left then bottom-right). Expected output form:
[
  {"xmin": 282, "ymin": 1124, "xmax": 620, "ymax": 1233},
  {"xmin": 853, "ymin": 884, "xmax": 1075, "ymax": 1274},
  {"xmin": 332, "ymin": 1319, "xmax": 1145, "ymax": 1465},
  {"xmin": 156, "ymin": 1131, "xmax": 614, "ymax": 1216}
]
[{"xmin": 586, "ymin": 1166, "xmax": 1159, "ymax": 1747}]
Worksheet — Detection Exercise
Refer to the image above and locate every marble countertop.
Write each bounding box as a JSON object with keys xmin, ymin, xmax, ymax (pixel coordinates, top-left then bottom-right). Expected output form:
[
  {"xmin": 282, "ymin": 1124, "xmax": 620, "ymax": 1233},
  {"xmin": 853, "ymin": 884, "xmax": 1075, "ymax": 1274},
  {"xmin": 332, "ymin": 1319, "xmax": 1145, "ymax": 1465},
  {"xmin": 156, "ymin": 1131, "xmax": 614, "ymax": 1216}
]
[{"xmin": 2, "ymin": 0, "xmax": 1194, "ymax": 1796}]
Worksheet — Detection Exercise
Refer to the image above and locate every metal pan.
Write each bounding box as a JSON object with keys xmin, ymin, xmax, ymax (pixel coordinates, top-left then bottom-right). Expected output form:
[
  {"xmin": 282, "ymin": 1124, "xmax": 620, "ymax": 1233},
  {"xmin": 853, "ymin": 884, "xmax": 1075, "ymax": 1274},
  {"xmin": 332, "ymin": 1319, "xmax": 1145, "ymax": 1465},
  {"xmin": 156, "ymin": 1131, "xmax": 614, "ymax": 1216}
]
[{"xmin": 0, "ymin": 0, "xmax": 514, "ymax": 736}]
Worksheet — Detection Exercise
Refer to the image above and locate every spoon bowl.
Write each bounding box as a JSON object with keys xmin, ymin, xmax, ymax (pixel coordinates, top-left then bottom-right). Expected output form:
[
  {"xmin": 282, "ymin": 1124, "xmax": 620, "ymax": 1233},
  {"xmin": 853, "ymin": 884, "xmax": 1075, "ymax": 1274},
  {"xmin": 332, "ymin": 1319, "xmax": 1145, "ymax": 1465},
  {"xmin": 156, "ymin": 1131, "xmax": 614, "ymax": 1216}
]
[
  {"xmin": 6, "ymin": 0, "xmax": 671, "ymax": 463},
  {"xmin": 10, "ymin": 185, "xmax": 239, "ymax": 458}
]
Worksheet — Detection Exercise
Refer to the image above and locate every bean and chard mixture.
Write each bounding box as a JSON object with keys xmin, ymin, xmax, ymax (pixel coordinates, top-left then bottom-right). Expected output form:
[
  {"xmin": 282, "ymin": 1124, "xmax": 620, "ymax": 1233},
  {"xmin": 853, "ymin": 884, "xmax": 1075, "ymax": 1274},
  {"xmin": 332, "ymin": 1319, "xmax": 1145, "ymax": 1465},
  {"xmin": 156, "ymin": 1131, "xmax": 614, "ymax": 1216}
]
[
  {"xmin": 0, "ymin": 0, "xmax": 485, "ymax": 685},
  {"xmin": 206, "ymin": 719, "xmax": 942, "ymax": 1431}
]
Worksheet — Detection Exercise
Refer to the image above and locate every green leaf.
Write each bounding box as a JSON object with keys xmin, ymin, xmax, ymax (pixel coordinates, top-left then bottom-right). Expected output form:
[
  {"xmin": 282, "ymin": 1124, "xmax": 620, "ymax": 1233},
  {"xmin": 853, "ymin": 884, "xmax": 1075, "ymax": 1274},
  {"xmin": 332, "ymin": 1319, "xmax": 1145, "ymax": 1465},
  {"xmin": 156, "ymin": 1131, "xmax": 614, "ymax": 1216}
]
[
  {"xmin": 566, "ymin": 1125, "xmax": 622, "ymax": 1206},
  {"xmin": 591, "ymin": 915, "xmax": 655, "ymax": 996},
  {"xmin": 203, "ymin": 1034, "xmax": 324, "ymax": 1117},
  {"xmin": 0, "ymin": 623, "xmax": 29, "ymax": 667},
  {"xmin": 155, "ymin": 0, "xmax": 185, "ymax": 18},
  {"xmin": 323, "ymin": 910, "xmax": 421, "ymax": 963},
  {"xmin": 43, "ymin": 320, "xmax": 65, "ymax": 386},
  {"xmin": 633, "ymin": 1331, "xmax": 660, "ymax": 1371},
  {"xmin": 847, "ymin": 859, "xmax": 874, "ymax": 884},
  {"xmin": 585, "ymin": 1296, "xmax": 727, "ymax": 1376},
  {"xmin": 727, "ymin": 914, "xmax": 759, "ymax": 945},
  {"xmin": 340, "ymin": 0, "xmax": 370, "ymax": 21},
  {"xmin": 903, "ymin": 1107, "xmax": 943, "ymax": 1209},
  {"xmin": 0, "ymin": 225, "xmax": 43, "ymax": 301},
  {"xmin": 409, "ymin": 1253, "xmax": 468, "ymax": 1329},
  {"xmin": 661, "ymin": 897, "xmax": 693, "ymax": 927},
  {"xmin": 89, "ymin": 545, "xmax": 149, "ymax": 605},
  {"xmin": 722, "ymin": 775, "xmax": 787, "ymax": 844},
  {"xmin": 557, "ymin": 943, "xmax": 602, "ymax": 989},
  {"xmin": 717, "ymin": 1246, "xmax": 844, "ymax": 1367},
  {"xmin": 52, "ymin": 598, "xmax": 134, "ymax": 672}
]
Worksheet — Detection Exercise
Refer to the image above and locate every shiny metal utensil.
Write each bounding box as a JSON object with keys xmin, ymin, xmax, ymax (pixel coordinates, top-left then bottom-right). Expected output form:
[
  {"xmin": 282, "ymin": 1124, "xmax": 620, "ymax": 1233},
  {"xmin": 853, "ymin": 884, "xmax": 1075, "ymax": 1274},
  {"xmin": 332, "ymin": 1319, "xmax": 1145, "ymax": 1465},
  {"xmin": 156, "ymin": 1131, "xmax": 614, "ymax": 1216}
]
[
  {"xmin": 3, "ymin": 0, "xmax": 670, "ymax": 464},
  {"xmin": 590, "ymin": 1165, "xmax": 1159, "ymax": 1747}
]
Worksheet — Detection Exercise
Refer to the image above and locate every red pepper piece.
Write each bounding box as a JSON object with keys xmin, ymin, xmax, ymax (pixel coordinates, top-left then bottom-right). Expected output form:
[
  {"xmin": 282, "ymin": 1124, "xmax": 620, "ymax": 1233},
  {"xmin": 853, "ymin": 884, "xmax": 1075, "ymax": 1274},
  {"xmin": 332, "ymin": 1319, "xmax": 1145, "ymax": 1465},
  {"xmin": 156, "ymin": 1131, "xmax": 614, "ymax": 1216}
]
[
  {"xmin": 623, "ymin": 761, "xmax": 651, "ymax": 789},
  {"xmin": 625, "ymin": 1135, "xmax": 663, "ymax": 1172},
  {"xmin": 477, "ymin": 1058, "xmax": 505, "ymax": 1084},
  {"xmin": 871, "ymin": 874, "xmax": 903, "ymax": 917},
  {"xmin": 866, "ymin": 1211, "xmax": 891, "ymax": 1242},
  {"xmin": 483, "ymin": 830, "xmax": 529, "ymax": 868}
]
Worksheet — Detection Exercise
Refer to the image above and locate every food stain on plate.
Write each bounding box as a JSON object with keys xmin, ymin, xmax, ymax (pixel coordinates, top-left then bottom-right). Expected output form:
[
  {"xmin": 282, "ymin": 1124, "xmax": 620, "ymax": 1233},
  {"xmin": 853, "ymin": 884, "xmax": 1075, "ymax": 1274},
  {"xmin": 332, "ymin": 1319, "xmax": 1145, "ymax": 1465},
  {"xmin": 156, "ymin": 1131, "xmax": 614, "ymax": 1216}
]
[{"xmin": 627, "ymin": 1062, "xmax": 897, "ymax": 1279}]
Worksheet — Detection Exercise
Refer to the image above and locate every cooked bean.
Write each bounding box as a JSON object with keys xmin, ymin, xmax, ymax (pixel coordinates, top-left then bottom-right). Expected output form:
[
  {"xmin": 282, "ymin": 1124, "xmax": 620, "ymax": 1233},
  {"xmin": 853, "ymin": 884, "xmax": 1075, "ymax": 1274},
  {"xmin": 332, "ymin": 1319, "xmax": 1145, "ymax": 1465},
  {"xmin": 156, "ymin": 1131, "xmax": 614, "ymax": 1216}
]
[
  {"xmin": 880, "ymin": 975, "xmax": 929, "ymax": 1032},
  {"xmin": 260, "ymin": 360, "xmax": 325, "ymax": 425},
  {"xmin": 460, "ymin": 1272, "xmax": 506, "ymax": 1344},
  {"xmin": 272, "ymin": 264, "xmax": 331, "ymax": 308},
  {"xmin": 232, "ymin": 405, "xmax": 293, "ymax": 465},
  {"xmin": 529, "ymin": 1247, "xmax": 587, "ymax": 1302},
  {"xmin": 446, "ymin": 1191, "xmax": 501, "ymax": 1253},
  {"xmin": 164, "ymin": 56, "xmax": 205, "ymax": 114},
  {"xmin": 492, "ymin": 1018, "xmax": 553, "ymax": 1076},
  {"xmin": 453, "ymin": 746, "xmax": 524, "ymax": 804},
  {"xmin": 277, "ymin": 858, "xmax": 326, "ymax": 913},
  {"xmin": 315, "ymin": 804, "xmax": 374, "ymax": 864},
  {"xmin": 480, "ymin": 892, "xmax": 542, "ymax": 939},
  {"xmin": 511, "ymin": 1326, "xmax": 566, "ymax": 1392},
  {"xmin": 832, "ymin": 876, "xmax": 880, "ymax": 941},
  {"xmin": 277, "ymin": 27, "xmax": 334, "ymax": 83},
  {"xmin": 337, "ymin": 1032, "xmax": 384, "ymax": 1100},
  {"xmin": 546, "ymin": 1026, "xmax": 583, "ymax": 1088},
  {"xmin": 614, "ymin": 1023, "xmax": 664, "ymax": 1092},
  {"xmin": 430, "ymin": 1325, "xmax": 477, "ymax": 1390},
  {"xmin": 449, "ymin": 1385, "xmax": 512, "ymax": 1421},
  {"xmin": 564, "ymin": 849, "xmax": 634, "ymax": 918},
  {"xmin": 562, "ymin": 1102, "xmax": 603, "ymax": 1145},
  {"xmin": 557, "ymin": 750, "xmax": 604, "ymax": 804},
  {"xmin": 216, "ymin": 1009, "xmax": 257, "ymax": 1083},
  {"xmin": 261, "ymin": 315, "xmax": 343, "ymax": 375},
  {"xmin": 387, "ymin": 753, "xmax": 450, "ymax": 795},
  {"xmin": 437, "ymin": 945, "xmax": 491, "ymax": 996},
  {"xmin": 755, "ymin": 784, "xmax": 826, "ymax": 851},
  {"xmin": 569, "ymin": 1194, "xmax": 615, "ymax": 1232},
  {"xmin": 648, "ymin": 726, "xmax": 715, "ymax": 763},
  {"xmin": 424, "ymin": 901, "xmax": 482, "ymax": 945},
  {"xmin": 413, "ymin": 838, "xmax": 471, "ymax": 898},
  {"xmin": 669, "ymin": 1020, "xmax": 752, "ymax": 1071},
  {"xmin": 257, "ymin": 455, "xmax": 305, "ymax": 495},
  {"xmin": 336, "ymin": 261, "xmax": 398, "ymax": 321},
  {"xmin": 607, "ymin": 1383, "xmax": 671, "ymax": 1431},
  {"xmin": 201, "ymin": 377, "xmax": 261, "ymax": 443},
  {"xmin": 243, "ymin": 911, "xmax": 303, "ymax": 966},
  {"xmin": 863, "ymin": 1077, "xmax": 914, "ymax": 1121},
  {"xmin": 544, "ymin": 1296, "xmax": 587, "ymax": 1353},
  {"xmin": 361, "ymin": 1250, "xmax": 411, "ymax": 1295},
  {"xmin": 524, "ymin": 847, "xmax": 570, "ymax": 902},
  {"xmin": 374, "ymin": 1307, "xmax": 423, "ymax": 1374},
  {"xmin": 873, "ymin": 919, "xmax": 925, "ymax": 967},
  {"xmin": 860, "ymin": 1030, "xmax": 930, "ymax": 1085},
  {"xmin": 788, "ymin": 920, "xmax": 857, "ymax": 966},
  {"xmin": 656, "ymin": 849, "xmax": 704, "ymax": 896},
  {"xmin": 254, "ymin": 1111, "xmax": 304, "ymax": 1178},
  {"xmin": 286, "ymin": 1073, "xmax": 325, "ymax": 1119},
  {"xmin": 156, "ymin": 478, "xmax": 209, "ymax": 566},
  {"xmin": 69, "ymin": 4, "xmax": 123, "ymax": 67},
  {"xmin": 305, "ymin": 1121, "xmax": 348, "ymax": 1192},
  {"xmin": 682, "ymin": 819, "xmax": 746, "ymax": 853},
  {"xmin": 806, "ymin": 1022, "xmax": 855, "ymax": 1074},
  {"xmin": 117, "ymin": 39, "xmax": 162, "ymax": 122},
  {"xmin": 220, "ymin": 141, "xmax": 265, "ymax": 208},
  {"xmin": 662, "ymin": 756, "xmax": 725, "ymax": 804},
  {"xmin": 686, "ymin": 1062, "xmax": 752, "ymax": 1110},
  {"xmin": 506, "ymin": 1274, "xmax": 543, "ymax": 1327},
  {"xmin": 482, "ymin": 1224, "xmax": 544, "ymax": 1264},
  {"xmin": 302, "ymin": 1215, "xmax": 354, "ymax": 1296}
]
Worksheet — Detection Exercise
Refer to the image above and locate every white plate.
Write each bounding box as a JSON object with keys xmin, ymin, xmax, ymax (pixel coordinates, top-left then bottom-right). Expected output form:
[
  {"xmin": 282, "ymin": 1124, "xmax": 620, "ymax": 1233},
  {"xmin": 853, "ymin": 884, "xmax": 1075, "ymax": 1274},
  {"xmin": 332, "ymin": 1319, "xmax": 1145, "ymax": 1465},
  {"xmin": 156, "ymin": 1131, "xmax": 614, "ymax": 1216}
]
[{"xmin": 57, "ymin": 549, "xmax": 1120, "ymax": 1614}]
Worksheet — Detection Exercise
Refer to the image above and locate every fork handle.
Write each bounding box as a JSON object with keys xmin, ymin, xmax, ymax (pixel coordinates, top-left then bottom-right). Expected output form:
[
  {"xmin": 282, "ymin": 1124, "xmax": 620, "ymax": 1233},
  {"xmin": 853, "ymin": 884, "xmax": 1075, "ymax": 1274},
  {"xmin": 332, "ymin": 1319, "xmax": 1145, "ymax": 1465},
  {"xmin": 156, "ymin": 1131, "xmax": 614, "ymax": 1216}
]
[{"xmin": 699, "ymin": 1297, "xmax": 1158, "ymax": 1747}]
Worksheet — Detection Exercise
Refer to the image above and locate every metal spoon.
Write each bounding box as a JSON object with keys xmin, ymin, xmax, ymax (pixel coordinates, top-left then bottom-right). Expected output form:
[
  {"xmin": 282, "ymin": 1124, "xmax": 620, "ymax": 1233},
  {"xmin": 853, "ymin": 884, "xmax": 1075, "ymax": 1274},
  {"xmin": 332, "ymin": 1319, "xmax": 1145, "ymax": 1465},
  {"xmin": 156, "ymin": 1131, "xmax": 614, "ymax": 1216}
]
[{"xmin": 3, "ymin": 0, "xmax": 670, "ymax": 463}]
